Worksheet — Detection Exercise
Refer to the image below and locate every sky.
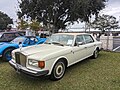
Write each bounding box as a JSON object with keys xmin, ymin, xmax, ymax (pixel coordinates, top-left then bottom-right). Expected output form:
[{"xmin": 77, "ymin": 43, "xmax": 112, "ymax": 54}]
[
  {"xmin": 0, "ymin": 0, "xmax": 120, "ymax": 28},
  {"xmin": 0, "ymin": 0, "xmax": 18, "ymax": 22},
  {"xmin": 101, "ymin": 0, "xmax": 120, "ymax": 19}
]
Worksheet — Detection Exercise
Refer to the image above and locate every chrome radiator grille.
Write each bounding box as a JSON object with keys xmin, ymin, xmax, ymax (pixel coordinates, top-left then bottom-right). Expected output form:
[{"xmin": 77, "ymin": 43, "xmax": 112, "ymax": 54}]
[{"xmin": 15, "ymin": 52, "xmax": 26, "ymax": 67}]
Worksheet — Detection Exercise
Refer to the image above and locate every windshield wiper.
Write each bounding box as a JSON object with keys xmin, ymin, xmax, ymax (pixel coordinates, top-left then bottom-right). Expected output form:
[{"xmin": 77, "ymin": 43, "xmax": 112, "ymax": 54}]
[
  {"xmin": 52, "ymin": 41, "xmax": 64, "ymax": 46},
  {"xmin": 44, "ymin": 42, "xmax": 51, "ymax": 44}
]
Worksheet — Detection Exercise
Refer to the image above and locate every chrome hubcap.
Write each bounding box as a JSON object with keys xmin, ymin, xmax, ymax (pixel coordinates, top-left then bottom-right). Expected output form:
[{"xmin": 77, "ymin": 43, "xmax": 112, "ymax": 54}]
[
  {"xmin": 56, "ymin": 65, "xmax": 63, "ymax": 76},
  {"xmin": 54, "ymin": 62, "xmax": 65, "ymax": 79}
]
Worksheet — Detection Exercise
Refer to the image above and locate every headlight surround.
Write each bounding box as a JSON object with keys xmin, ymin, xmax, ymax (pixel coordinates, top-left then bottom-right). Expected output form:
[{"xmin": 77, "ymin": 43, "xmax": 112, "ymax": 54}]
[
  {"xmin": 28, "ymin": 59, "xmax": 45, "ymax": 69},
  {"xmin": 28, "ymin": 59, "xmax": 38, "ymax": 67}
]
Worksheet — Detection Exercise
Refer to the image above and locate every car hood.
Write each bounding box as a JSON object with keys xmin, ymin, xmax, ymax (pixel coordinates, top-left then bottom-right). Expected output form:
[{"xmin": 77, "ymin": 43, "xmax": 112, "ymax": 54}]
[{"xmin": 16, "ymin": 44, "xmax": 71, "ymax": 60}]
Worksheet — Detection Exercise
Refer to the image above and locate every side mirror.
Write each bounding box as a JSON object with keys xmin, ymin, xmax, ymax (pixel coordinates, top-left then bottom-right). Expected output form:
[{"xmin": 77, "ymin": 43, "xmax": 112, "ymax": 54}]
[
  {"xmin": 76, "ymin": 42, "xmax": 83, "ymax": 46},
  {"xmin": 19, "ymin": 42, "xmax": 22, "ymax": 45}
]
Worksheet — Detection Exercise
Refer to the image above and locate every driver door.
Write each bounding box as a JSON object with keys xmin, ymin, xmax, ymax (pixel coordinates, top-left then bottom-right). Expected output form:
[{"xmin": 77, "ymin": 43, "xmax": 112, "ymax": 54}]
[{"xmin": 72, "ymin": 35, "xmax": 87, "ymax": 63}]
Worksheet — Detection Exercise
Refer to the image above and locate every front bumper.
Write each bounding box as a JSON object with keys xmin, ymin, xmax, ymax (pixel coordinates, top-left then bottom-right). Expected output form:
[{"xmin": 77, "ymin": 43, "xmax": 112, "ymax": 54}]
[{"xmin": 9, "ymin": 60, "xmax": 49, "ymax": 77}]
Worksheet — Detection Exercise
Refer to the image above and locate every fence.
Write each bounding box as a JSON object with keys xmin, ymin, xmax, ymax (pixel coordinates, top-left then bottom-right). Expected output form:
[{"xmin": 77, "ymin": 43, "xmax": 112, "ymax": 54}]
[{"xmin": 100, "ymin": 35, "xmax": 120, "ymax": 52}]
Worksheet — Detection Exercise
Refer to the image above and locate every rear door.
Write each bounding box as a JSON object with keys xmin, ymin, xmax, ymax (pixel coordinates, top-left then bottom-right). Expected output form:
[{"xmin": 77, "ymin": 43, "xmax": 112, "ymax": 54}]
[{"xmin": 83, "ymin": 35, "xmax": 96, "ymax": 57}]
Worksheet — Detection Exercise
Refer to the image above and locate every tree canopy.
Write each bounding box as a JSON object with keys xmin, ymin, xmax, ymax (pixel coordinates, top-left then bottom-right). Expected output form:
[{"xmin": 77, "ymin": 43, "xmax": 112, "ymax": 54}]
[
  {"xmin": 17, "ymin": 18, "xmax": 42, "ymax": 31},
  {"xmin": 18, "ymin": 0, "xmax": 106, "ymax": 32},
  {"xmin": 91, "ymin": 14, "xmax": 119, "ymax": 33},
  {"xmin": 29, "ymin": 20, "xmax": 42, "ymax": 31},
  {"xmin": 17, "ymin": 18, "xmax": 28, "ymax": 30},
  {"xmin": 0, "ymin": 11, "xmax": 13, "ymax": 30}
]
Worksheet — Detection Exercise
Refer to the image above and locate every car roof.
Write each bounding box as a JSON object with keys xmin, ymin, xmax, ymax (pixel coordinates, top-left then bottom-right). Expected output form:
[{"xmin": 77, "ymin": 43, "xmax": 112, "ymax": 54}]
[
  {"xmin": 54, "ymin": 33, "xmax": 91, "ymax": 36},
  {"xmin": 0, "ymin": 31, "xmax": 25, "ymax": 34},
  {"xmin": 16, "ymin": 36, "xmax": 37, "ymax": 38},
  {"xmin": 25, "ymin": 36, "xmax": 36, "ymax": 38}
]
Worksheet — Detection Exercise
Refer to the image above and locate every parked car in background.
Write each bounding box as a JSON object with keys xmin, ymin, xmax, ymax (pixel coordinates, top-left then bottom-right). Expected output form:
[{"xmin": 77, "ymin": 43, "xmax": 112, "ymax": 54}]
[
  {"xmin": 0, "ymin": 36, "xmax": 46, "ymax": 61},
  {"xmin": 0, "ymin": 31, "xmax": 25, "ymax": 42},
  {"xmin": 9, "ymin": 33, "xmax": 102, "ymax": 81}
]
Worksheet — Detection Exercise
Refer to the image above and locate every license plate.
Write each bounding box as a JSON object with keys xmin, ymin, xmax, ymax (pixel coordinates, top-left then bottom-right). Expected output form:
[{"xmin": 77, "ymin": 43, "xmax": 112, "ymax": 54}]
[{"xmin": 16, "ymin": 64, "xmax": 21, "ymax": 70}]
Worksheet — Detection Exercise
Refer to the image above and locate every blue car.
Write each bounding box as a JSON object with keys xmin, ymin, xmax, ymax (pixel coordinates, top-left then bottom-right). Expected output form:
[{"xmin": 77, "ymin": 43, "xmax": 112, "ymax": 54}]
[{"xmin": 0, "ymin": 36, "xmax": 46, "ymax": 61}]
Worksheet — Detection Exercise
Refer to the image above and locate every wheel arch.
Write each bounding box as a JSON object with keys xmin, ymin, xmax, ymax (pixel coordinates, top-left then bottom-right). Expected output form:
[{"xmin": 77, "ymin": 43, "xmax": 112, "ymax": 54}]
[
  {"xmin": 49, "ymin": 56, "xmax": 68, "ymax": 75},
  {"xmin": 92, "ymin": 47, "xmax": 100, "ymax": 57},
  {"xmin": 93, "ymin": 46, "xmax": 100, "ymax": 52},
  {"xmin": 2, "ymin": 46, "xmax": 17, "ymax": 55},
  {"xmin": 96, "ymin": 47, "xmax": 100, "ymax": 52}
]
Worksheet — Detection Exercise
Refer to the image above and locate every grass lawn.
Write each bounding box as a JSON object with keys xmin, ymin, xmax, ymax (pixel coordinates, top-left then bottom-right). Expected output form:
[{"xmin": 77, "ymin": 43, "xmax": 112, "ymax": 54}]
[{"xmin": 0, "ymin": 51, "xmax": 120, "ymax": 90}]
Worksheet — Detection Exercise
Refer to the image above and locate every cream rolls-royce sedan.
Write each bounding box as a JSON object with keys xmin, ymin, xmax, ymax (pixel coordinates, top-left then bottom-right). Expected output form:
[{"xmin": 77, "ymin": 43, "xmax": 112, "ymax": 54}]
[{"xmin": 9, "ymin": 33, "xmax": 102, "ymax": 81}]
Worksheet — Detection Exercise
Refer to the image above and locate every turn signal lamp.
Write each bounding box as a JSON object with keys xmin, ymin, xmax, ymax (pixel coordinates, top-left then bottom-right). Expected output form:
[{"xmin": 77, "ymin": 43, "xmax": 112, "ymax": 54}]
[{"xmin": 38, "ymin": 61, "xmax": 45, "ymax": 69}]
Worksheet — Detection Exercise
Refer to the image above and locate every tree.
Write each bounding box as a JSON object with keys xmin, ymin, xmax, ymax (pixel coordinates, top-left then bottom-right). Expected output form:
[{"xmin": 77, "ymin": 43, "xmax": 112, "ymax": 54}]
[
  {"xmin": 17, "ymin": 18, "xmax": 28, "ymax": 30},
  {"xmin": 17, "ymin": 19, "xmax": 41, "ymax": 31},
  {"xmin": 29, "ymin": 20, "xmax": 42, "ymax": 35},
  {"xmin": 17, "ymin": 0, "xmax": 106, "ymax": 33},
  {"xmin": 29, "ymin": 20, "xmax": 41, "ymax": 31},
  {"xmin": 17, "ymin": 19, "xmax": 42, "ymax": 35},
  {"xmin": 91, "ymin": 14, "xmax": 119, "ymax": 33},
  {"xmin": 91, "ymin": 14, "xmax": 119, "ymax": 50},
  {"xmin": 0, "ymin": 11, "xmax": 13, "ymax": 30}
]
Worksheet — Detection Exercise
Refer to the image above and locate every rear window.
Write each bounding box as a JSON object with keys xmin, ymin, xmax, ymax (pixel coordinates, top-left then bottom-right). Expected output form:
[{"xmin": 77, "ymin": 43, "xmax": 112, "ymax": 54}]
[{"xmin": 84, "ymin": 35, "xmax": 94, "ymax": 43}]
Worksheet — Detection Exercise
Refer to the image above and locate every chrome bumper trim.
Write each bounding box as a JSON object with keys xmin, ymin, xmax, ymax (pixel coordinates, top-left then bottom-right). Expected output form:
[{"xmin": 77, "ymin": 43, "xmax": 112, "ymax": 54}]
[{"xmin": 9, "ymin": 60, "xmax": 49, "ymax": 77}]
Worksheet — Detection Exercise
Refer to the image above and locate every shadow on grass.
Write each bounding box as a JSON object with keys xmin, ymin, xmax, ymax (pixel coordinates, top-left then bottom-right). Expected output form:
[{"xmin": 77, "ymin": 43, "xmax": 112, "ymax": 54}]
[
  {"xmin": 11, "ymin": 58, "xmax": 93, "ymax": 83},
  {"xmin": 66, "ymin": 57, "xmax": 92, "ymax": 73},
  {"xmin": 10, "ymin": 72, "xmax": 52, "ymax": 85},
  {"xmin": 9, "ymin": 52, "xmax": 104, "ymax": 83},
  {"xmin": 0, "ymin": 58, "xmax": 7, "ymax": 64}
]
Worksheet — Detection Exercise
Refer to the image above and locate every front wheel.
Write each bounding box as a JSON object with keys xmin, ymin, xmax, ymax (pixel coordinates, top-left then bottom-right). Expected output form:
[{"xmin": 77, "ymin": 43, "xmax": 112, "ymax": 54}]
[
  {"xmin": 50, "ymin": 61, "xmax": 66, "ymax": 81},
  {"xmin": 2, "ymin": 48, "xmax": 15, "ymax": 61}
]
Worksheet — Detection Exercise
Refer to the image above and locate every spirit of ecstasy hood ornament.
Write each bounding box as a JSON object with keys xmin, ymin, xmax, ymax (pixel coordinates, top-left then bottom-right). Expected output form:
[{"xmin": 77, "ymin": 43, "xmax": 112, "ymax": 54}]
[{"xmin": 19, "ymin": 42, "xmax": 22, "ymax": 50}]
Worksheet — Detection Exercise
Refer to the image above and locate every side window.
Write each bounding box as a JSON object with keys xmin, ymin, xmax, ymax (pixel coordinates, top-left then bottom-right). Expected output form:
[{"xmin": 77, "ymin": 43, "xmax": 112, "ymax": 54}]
[
  {"xmin": 84, "ymin": 35, "xmax": 94, "ymax": 43},
  {"xmin": 3, "ymin": 34, "xmax": 8, "ymax": 38},
  {"xmin": 75, "ymin": 35, "xmax": 85, "ymax": 46},
  {"xmin": 76, "ymin": 35, "xmax": 84, "ymax": 43},
  {"xmin": 15, "ymin": 33, "xmax": 21, "ymax": 37},
  {"xmin": 4, "ymin": 33, "xmax": 15, "ymax": 39},
  {"xmin": 0, "ymin": 34, "xmax": 4, "ymax": 38}
]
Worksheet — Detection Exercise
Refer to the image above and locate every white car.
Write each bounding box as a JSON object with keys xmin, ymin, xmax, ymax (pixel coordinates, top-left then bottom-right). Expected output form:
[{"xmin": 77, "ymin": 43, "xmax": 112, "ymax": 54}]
[{"xmin": 9, "ymin": 33, "xmax": 102, "ymax": 81}]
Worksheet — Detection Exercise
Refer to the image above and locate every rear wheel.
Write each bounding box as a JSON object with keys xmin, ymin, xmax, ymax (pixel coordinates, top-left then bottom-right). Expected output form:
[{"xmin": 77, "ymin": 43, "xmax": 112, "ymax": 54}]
[
  {"xmin": 50, "ymin": 61, "xmax": 66, "ymax": 81},
  {"xmin": 92, "ymin": 49, "xmax": 99, "ymax": 59},
  {"xmin": 2, "ymin": 48, "xmax": 15, "ymax": 61}
]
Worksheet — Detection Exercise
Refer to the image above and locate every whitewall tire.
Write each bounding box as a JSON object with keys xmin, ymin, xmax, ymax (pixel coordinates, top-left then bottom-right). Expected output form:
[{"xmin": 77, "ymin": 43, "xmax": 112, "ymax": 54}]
[{"xmin": 50, "ymin": 61, "xmax": 66, "ymax": 81}]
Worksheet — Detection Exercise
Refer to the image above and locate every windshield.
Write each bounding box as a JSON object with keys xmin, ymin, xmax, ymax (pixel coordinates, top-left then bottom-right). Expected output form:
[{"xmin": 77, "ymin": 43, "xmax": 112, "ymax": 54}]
[
  {"xmin": 45, "ymin": 34, "xmax": 74, "ymax": 46},
  {"xmin": 11, "ymin": 37, "xmax": 25, "ymax": 44}
]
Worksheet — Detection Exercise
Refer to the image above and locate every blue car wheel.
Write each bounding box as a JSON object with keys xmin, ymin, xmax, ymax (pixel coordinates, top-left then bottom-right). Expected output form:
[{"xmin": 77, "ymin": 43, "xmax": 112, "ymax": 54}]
[{"xmin": 3, "ymin": 48, "xmax": 15, "ymax": 61}]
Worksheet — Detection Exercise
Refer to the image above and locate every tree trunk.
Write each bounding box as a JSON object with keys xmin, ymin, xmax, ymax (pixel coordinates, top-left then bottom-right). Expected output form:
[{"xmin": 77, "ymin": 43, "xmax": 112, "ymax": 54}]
[{"xmin": 52, "ymin": 25, "xmax": 59, "ymax": 33}]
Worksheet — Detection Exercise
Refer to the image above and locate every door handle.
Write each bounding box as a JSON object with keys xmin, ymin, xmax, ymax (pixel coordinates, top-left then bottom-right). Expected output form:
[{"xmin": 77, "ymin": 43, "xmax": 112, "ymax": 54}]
[
  {"xmin": 71, "ymin": 50, "xmax": 74, "ymax": 54},
  {"xmin": 84, "ymin": 47, "xmax": 87, "ymax": 48}
]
